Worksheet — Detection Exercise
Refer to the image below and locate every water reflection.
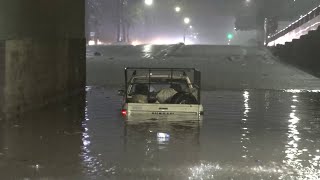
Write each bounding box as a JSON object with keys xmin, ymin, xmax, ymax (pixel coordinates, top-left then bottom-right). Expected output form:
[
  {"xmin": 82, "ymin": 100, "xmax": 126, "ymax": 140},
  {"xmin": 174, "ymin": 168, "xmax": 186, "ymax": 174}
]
[
  {"xmin": 5, "ymin": 87, "xmax": 316, "ymax": 179},
  {"xmin": 284, "ymin": 89, "xmax": 320, "ymax": 93},
  {"xmin": 283, "ymin": 93, "xmax": 301, "ymax": 178},
  {"xmin": 120, "ymin": 121, "xmax": 201, "ymax": 178},
  {"xmin": 81, "ymin": 98, "xmax": 107, "ymax": 178},
  {"xmin": 143, "ymin": 44, "xmax": 153, "ymax": 59},
  {"xmin": 82, "ymin": 88, "xmax": 320, "ymax": 179},
  {"xmin": 241, "ymin": 90, "xmax": 251, "ymax": 159},
  {"xmin": 187, "ymin": 162, "xmax": 287, "ymax": 180},
  {"xmin": 0, "ymin": 95, "xmax": 85, "ymax": 179},
  {"xmin": 157, "ymin": 132, "xmax": 170, "ymax": 145},
  {"xmin": 282, "ymin": 92, "xmax": 320, "ymax": 179}
]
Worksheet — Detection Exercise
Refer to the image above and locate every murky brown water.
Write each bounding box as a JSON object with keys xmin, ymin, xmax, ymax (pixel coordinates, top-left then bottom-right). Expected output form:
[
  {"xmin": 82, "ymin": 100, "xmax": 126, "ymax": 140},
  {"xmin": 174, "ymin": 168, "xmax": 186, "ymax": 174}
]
[{"xmin": 1, "ymin": 86, "xmax": 320, "ymax": 179}]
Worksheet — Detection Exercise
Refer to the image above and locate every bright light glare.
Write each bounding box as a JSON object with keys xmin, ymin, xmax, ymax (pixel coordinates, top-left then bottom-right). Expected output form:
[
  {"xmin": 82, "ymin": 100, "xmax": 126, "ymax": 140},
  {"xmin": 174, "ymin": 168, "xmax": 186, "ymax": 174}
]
[
  {"xmin": 97, "ymin": 40, "xmax": 103, "ymax": 45},
  {"xmin": 227, "ymin": 33, "xmax": 233, "ymax": 40},
  {"xmin": 88, "ymin": 40, "xmax": 95, "ymax": 46},
  {"xmin": 144, "ymin": 0, "xmax": 153, "ymax": 6},
  {"xmin": 189, "ymin": 25, "xmax": 193, "ymax": 29},
  {"xmin": 149, "ymin": 37, "xmax": 195, "ymax": 45},
  {"xmin": 157, "ymin": 132, "xmax": 170, "ymax": 138},
  {"xmin": 131, "ymin": 40, "xmax": 141, "ymax": 46},
  {"xmin": 151, "ymin": 37, "xmax": 180, "ymax": 45},
  {"xmin": 184, "ymin": 38, "xmax": 194, "ymax": 45},
  {"xmin": 184, "ymin": 17, "xmax": 190, "ymax": 24},
  {"xmin": 143, "ymin": 44, "xmax": 152, "ymax": 52},
  {"xmin": 175, "ymin": 6, "xmax": 181, "ymax": 12},
  {"xmin": 151, "ymin": 38, "xmax": 174, "ymax": 45},
  {"xmin": 157, "ymin": 132, "xmax": 170, "ymax": 144}
]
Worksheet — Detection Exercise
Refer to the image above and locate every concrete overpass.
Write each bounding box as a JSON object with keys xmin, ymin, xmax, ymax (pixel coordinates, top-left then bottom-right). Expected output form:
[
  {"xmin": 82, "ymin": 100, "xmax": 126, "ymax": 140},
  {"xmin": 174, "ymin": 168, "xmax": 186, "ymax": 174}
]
[
  {"xmin": 267, "ymin": 4, "xmax": 320, "ymax": 77},
  {"xmin": 267, "ymin": 4, "xmax": 320, "ymax": 46},
  {"xmin": 0, "ymin": 0, "xmax": 86, "ymax": 119}
]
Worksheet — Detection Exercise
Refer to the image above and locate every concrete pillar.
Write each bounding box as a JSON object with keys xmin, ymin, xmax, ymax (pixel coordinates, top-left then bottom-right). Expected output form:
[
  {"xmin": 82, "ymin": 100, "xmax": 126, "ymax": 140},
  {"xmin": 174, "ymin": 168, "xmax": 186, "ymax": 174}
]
[
  {"xmin": 0, "ymin": 40, "xmax": 4, "ymax": 119},
  {"xmin": 256, "ymin": 28, "xmax": 266, "ymax": 47},
  {"xmin": 0, "ymin": 0, "xmax": 86, "ymax": 118}
]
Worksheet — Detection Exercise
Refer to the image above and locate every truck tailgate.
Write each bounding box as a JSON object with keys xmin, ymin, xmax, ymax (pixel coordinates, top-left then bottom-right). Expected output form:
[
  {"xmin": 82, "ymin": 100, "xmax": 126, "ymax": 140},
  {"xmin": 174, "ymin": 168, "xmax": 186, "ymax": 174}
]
[{"xmin": 125, "ymin": 103, "xmax": 203, "ymax": 121}]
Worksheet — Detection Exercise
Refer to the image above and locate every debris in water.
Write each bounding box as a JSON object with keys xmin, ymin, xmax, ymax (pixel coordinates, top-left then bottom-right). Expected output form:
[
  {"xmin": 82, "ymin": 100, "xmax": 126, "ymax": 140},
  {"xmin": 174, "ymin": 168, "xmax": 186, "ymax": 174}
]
[{"xmin": 94, "ymin": 52, "xmax": 102, "ymax": 56}]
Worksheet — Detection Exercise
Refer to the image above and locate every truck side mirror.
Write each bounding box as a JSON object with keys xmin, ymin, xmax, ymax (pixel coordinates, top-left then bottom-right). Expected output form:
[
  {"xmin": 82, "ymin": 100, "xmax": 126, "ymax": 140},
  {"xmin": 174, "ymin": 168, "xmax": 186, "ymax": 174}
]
[{"xmin": 118, "ymin": 89, "xmax": 125, "ymax": 96}]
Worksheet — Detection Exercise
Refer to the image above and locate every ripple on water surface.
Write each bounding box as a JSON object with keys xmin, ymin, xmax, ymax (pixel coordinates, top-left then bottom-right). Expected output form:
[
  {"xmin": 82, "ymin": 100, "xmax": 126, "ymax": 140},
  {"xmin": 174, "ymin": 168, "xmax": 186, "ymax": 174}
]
[
  {"xmin": 81, "ymin": 87, "xmax": 320, "ymax": 179},
  {"xmin": 0, "ymin": 87, "xmax": 320, "ymax": 179}
]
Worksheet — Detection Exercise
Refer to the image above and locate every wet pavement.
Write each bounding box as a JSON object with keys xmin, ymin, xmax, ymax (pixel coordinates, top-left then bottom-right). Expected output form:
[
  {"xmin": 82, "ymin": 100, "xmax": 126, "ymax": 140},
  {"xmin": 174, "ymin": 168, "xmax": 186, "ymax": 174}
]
[
  {"xmin": 1, "ymin": 45, "xmax": 320, "ymax": 179},
  {"xmin": 86, "ymin": 45, "xmax": 320, "ymax": 90},
  {"xmin": 1, "ymin": 86, "xmax": 320, "ymax": 179}
]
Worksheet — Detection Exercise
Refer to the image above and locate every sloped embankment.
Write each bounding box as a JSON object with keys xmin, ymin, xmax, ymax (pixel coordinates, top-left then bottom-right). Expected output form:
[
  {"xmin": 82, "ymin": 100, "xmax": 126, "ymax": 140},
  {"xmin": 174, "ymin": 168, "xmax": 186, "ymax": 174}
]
[{"xmin": 87, "ymin": 45, "xmax": 320, "ymax": 90}]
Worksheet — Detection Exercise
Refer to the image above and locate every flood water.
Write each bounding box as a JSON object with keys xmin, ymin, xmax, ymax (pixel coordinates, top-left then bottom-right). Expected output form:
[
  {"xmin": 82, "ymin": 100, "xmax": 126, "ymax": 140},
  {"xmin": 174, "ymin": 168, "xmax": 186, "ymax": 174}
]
[{"xmin": 1, "ymin": 86, "xmax": 320, "ymax": 179}]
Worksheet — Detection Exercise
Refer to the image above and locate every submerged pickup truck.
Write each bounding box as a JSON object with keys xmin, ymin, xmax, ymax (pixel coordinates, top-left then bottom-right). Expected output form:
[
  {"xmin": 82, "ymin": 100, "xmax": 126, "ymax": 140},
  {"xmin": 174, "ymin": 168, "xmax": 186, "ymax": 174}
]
[{"xmin": 119, "ymin": 68, "xmax": 204, "ymax": 121}]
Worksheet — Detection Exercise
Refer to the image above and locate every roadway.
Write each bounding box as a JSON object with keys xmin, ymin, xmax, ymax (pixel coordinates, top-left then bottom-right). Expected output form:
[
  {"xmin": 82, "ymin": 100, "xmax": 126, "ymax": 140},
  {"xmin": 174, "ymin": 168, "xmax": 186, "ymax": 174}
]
[{"xmin": 87, "ymin": 44, "xmax": 320, "ymax": 90}]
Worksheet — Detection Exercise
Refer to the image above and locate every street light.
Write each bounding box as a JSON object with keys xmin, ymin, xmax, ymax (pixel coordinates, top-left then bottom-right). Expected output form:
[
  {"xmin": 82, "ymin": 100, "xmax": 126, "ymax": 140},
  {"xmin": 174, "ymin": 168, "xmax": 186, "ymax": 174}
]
[
  {"xmin": 189, "ymin": 25, "xmax": 193, "ymax": 29},
  {"xmin": 184, "ymin": 17, "xmax": 190, "ymax": 24},
  {"xmin": 244, "ymin": 0, "xmax": 251, "ymax": 6},
  {"xmin": 175, "ymin": 6, "xmax": 181, "ymax": 12},
  {"xmin": 183, "ymin": 17, "xmax": 191, "ymax": 43},
  {"xmin": 145, "ymin": 0, "xmax": 153, "ymax": 6}
]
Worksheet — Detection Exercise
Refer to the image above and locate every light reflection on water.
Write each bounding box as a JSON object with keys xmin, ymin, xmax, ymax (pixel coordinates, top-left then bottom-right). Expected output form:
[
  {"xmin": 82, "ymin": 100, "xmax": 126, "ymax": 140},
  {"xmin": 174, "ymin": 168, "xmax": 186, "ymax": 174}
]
[
  {"xmin": 1, "ymin": 87, "xmax": 320, "ymax": 179},
  {"xmin": 187, "ymin": 162, "xmax": 291, "ymax": 180},
  {"xmin": 81, "ymin": 87, "xmax": 320, "ymax": 179},
  {"xmin": 241, "ymin": 90, "xmax": 251, "ymax": 159},
  {"xmin": 81, "ymin": 99, "xmax": 107, "ymax": 177},
  {"xmin": 0, "ymin": 94, "xmax": 85, "ymax": 179},
  {"xmin": 281, "ymin": 93, "xmax": 320, "ymax": 180},
  {"xmin": 143, "ymin": 44, "xmax": 153, "ymax": 58},
  {"xmin": 285, "ymin": 89, "xmax": 320, "ymax": 93}
]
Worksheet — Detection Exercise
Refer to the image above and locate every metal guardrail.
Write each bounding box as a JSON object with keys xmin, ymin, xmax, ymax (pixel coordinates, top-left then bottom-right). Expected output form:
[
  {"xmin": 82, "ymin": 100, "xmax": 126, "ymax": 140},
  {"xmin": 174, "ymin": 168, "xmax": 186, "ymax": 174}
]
[{"xmin": 268, "ymin": 5, "xmax": 320, "ymax": 43}]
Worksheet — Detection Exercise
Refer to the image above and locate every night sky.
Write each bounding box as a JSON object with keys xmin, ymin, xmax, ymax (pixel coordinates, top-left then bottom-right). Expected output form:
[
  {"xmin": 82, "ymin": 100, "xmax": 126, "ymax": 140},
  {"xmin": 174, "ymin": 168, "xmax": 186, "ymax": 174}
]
[{"xmin": 87, "ymin": 0, "xmax": 320, "ymax": 44}]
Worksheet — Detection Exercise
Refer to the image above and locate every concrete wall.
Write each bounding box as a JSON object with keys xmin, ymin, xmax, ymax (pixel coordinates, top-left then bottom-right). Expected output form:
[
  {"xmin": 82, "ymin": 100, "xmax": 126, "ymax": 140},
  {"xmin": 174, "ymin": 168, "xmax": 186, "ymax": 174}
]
[
  {"xmin": 0, "ymin": 40, "xmax": 4, "ymax": 119},
  {"xmin": 0, "ymin": 0, "xmax": 86, "ymax": 118},
  {"xmin": 272, "ymin": 28, "xmax": 320, "ymax": 77}
]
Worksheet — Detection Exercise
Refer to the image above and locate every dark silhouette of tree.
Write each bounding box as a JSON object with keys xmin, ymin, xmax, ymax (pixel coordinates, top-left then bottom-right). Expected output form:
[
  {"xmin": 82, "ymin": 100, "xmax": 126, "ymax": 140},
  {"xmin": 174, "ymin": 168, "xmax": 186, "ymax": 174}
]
[
  {"xmin": 86, "ymin": 0, "xmax": 104, "ymax": 43},
  {"xmin": 117, "ymin": 0, "xmax": 144, "ymax": 43}
]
